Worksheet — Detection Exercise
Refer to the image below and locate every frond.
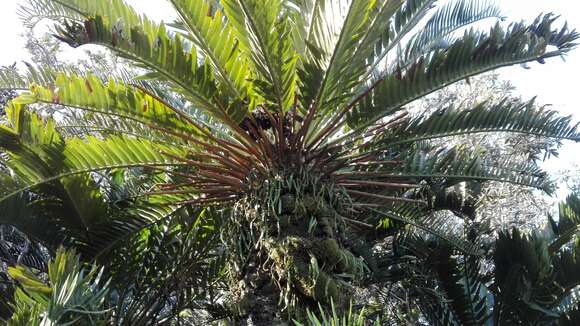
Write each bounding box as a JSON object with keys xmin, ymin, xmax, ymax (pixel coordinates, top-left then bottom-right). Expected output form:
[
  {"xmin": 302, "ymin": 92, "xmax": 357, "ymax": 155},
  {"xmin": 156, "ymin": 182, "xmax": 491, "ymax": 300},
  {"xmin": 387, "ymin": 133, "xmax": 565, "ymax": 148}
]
[
  {"xmin": 300, "ymin": 302, "xmax": 377, "ymax": 326},
  {"xmin": 7, "ymin": 248, "xmax": 109, "ymax": 325},
  {"xmin": 288, "ymin": 0, "xmax": 351, "ymax": 65},
  {"xmin": 404, "ymin": 0, "xmax": 504, "ymax": 61},
  {"xmin": 553, "ymin": 247, "xmax": 580, "ymax": 299},
  {"xmin": 348, "ymin": 14, "xmax": 579, "ymax": 128},
  {"xmin": 0, "ymin": 194, "xmax": 64, "ymax": 251},
  {"xmin": 16, "ymin": 73, "xmax": 204, "ymax": 139},
  {"xmin": 363, "ymin": 0, "xmax": 436, "ymax": 80},
  {"xmin": 549, "ymin": 193, "xmax": 580, "ymax": 251},
  {"xmin": 56, "ymin": 111, "xmax": 189, "ymax": 147},
  {"xmin": 372, "ymin": 205, "xmax": 482, "ymax": 255},
  {"xmin": 393, "ymin": 147, "xmax": 553, "ymax": 191},
  {"xmin": 376, "ymin": 98, "xmax": 580, "ymax": 145},
  {"xmin": 311, "ymin": 0, "xmax": 401, "ymax": 116},
  {"xmin": 27, "ymin": 0, "xmax": 245, "ymax": 123},
  {"xmin": 0, "ymin": 124, "xmax": 191, "ymax": 261},
  {"xmin": 104, "ymin": 209, "xmax": 224, "ymax": 324},
  {"xmin": 428, "ymin": 246, "xmax": 490, "ymax": 325},
  {"xmin": 492, "ymin": 230, "xmax": 558, "ymax": 324},
  {"xmin": 0, "ymin": 103, "xmax": 187, "ymax": 207},
  {"xmin": 168, "ymin": 0, "xmax": 250, "ymax": 99},
  {"xmin": 18, "ymin": 0, "xmax": 145, "ymax": 29},
  {"xmin": 0, "ymin": 64, "xmax": 63, "ymax": 91},
  {"xmin": 222, "ymin": 0, "xmax": 298, "ymax": 112}
]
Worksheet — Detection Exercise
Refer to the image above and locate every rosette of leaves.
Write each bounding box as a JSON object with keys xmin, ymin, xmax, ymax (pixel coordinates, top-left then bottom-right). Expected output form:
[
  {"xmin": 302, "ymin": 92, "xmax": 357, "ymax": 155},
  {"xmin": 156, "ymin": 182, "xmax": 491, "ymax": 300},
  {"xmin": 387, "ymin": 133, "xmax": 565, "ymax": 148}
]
[{"xmin": 0, "ymin": 0, "xmax": 578, "ymax": 322}]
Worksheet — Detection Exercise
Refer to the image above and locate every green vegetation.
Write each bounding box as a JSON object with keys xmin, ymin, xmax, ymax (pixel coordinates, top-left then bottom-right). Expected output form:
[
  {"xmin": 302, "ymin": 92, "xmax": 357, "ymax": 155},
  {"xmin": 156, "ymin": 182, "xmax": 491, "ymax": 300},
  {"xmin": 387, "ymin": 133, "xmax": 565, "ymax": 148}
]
[{"xmin": 0, "ymin": 0, "xmax": 579, "ymax": 324}]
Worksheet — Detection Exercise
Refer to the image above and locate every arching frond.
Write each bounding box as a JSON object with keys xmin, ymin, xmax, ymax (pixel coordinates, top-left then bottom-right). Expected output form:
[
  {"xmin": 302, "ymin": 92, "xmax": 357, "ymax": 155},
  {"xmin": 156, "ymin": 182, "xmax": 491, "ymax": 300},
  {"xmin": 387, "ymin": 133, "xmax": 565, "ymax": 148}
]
[
  {"xmin": 348, "ymin": 14, "xmax": 578, "ymax": 128},
  {"xmin": 373, "ymin": 205, "xmax": 482, "ymax": 255},
  {"xmin": 389, "ymin": 147, "xmax": 552, "ymax": 191},
  {"xmin": 376, "ymin": 98, "xmax": 580, "ymax": 145},
  {"xmin": 55, "ymin": 18, "xmax": 229, "ymax": 119},
  {"xmin": 363, "ymin": 0, "xmax": 436, "ymax": 80},
  {"xmin": 19, "ymin": 0, "xmax": 147, "ymax": 29},
  {"xmin": 222, "ymin": 0, "xmax": 298, "ymax": 112},
  {"xmin": 404, "ymin": 0, "xmax": 504, "ymax": 61},
  {"xmin": 549, "ymin": 193, "xmax": 580, "ymax": 252},
  {"xmin": 168, "ymin": 0, "xmax": 250, "ymax": 99},
  {"xmin": 312, "ymin": 0, "xmax": 401, "ymax": 115},
  {"xmin": 17, "ymin": 73, "xmax": 204, "ymax": 139},
  {"xmin": 0, "ymin": 64, "xmax": 64, "ymax": 91},
  {"xmin": 288, "ymin": 0, "xmax": 351, "ymax": 65},
  {"xmin": 32, "ymin": 0, "xmax": 245, "ymax": 124},
  {"xmin": 0, "ymin": 103, "xmax": 187, "ymax": 207}
]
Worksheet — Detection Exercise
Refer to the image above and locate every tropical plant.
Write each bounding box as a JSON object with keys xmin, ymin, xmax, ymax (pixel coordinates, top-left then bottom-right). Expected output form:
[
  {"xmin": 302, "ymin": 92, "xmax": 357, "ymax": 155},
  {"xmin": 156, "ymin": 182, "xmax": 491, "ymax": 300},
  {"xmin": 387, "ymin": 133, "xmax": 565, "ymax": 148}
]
[
  {"xmin": 296, "ymin": 302, "xmax": 380, "ymax": 326},
  {"xmin": 383, "ymin": 192, "xmax": 580, "ymax": 325},
  {"xmin": 412, "ymin": 71, "xmax": 558, "ymax": 232},
  {"xmin": 0, "ymin": 0, "xmax": 579, "ymax": 323},
  {"xmin": 7, "ymin": 247, "xmax": 109, "ymax": 326}
]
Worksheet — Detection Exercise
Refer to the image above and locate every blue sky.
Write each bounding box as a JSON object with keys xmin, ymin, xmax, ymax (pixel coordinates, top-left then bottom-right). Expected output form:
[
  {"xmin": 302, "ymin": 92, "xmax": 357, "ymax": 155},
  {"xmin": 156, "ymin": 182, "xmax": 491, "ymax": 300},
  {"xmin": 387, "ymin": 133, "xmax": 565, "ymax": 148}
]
[{"xmin": 1, "ymin": 0, "xmax": 578, "ymax": 196}]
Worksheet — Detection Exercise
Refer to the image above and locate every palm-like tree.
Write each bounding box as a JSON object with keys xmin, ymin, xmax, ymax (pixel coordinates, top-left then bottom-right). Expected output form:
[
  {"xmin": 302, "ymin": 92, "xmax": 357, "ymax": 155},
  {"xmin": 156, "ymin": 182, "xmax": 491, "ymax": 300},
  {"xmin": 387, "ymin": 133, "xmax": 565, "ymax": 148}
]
[
  {"xmin": 387, "ymin": 193, "xmax": 580, "ymax": 325},
  {"xmin": 1, "ymin": 0, "xmax": 579, "ymax": 323}
]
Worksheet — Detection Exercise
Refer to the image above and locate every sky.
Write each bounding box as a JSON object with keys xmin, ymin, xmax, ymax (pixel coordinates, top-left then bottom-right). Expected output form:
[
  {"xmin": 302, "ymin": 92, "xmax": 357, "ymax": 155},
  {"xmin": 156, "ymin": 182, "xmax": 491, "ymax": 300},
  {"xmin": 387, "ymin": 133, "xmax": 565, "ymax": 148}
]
[{"xmin": 0, "ymin": 0, "xmax": 578, "ymax": 197}]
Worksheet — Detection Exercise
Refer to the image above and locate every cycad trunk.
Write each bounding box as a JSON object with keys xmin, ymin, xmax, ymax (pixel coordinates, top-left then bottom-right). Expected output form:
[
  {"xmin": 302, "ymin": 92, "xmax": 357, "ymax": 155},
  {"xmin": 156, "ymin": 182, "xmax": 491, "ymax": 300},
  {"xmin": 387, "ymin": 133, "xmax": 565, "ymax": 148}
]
[{"xmin": 224, "ymin": 172, "xmax": 364, "ymax": 324}]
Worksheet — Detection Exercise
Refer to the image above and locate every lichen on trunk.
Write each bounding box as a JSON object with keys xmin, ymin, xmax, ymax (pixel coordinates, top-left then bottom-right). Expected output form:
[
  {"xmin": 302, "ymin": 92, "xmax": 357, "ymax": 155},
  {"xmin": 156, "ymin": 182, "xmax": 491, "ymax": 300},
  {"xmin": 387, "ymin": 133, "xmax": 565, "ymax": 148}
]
[{"xmin": 223, "ymin": 169, "xmax": 366, "ymax": 323}]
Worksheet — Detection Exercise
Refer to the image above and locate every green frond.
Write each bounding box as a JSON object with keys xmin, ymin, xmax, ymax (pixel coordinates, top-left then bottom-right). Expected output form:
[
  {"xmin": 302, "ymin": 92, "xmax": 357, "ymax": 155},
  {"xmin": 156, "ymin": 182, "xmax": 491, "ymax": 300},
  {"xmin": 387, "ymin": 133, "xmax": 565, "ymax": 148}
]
[
  {"xmin": 17, "ymin": 73, "xmax": 203, "ymax": 139},
  {"xmin": 373, "ymin": 205, "xmax": 482, "ymax": 255},
  {"xmin": 0, "ymin": 64, "xmax": 64, "ymax": 91},
  {"xmin": 363, "ymin": 0, "xmax": 435, "ymax": 78},
  {"xmin": 549, "ymin": 193, "xmax": 580, "ymax": 252},
  {"xmin": 394, "ymin": 147, "xmax": 553, "ymax": 191},
  {"xmin": 289, "ymin": 0, "xmax": 351, "ymax": 65},
  {"xmin": 60, "ymin": 174, "xmax": 109, "ymax": 231},
  {"xmin": 558, "ymin": 193, "xmax": 580, "ymax": 235},
  {"xmin": 429, "ymin": 248, "xmax": 490, "ymax": 325},
  {"xmin": 222, "ymin": 0, "xmax": 298, "ymax": 112},
  {"xmin": 104, "ymin": 209, "xmax": 224, "ymax": 324},
  {"xmin": 56, "ymin": 111, "xmax": 189, "ymax": 147},
  {"xmin": 28, "ymin": 0, "xmax": 246, "ymax": 123},
  {"xmin": 553, "ymin": 246, "xmax": 580, "ymax": 298},
  {"xmin": 0, "ymin": 110, "xmax": 191, "ymax": 258},
  {"xmin": 19, "ymin": 0, "xmax": 144, "ymax": 29},
  {"xmin": 284, "ymin": 0, "xmax": 321, "ymax": 57},
  {"xmin": 392, "ymin": 233, "xmax": 487, "ymax": 325},
  {"xmin": 0, "ymin": 194, "xmax": 64, "ymax": 252},
  {"xmin": 404, "ymin": 0, "xmax": 504, "ymax": 61},
  {"xmin": 378, "ymin": 98, "xmax": 580, "ymax": 145},
  {"xmin": 0, "ymin": 103, "xmax": 187, "ymax": 207},
  {"xmin": 169, "ymin": 0, "xmax": 250, "ymax": 99},
  {"xmin": 297, "ymin": 302, "xmax": 378, "ymax": 326},
  {"xmin": 348, "ymin": 14, "xmax": 579, "ymax": 128},
  {"xmin": 7, "ymin": 134, "xmax": 185, "ymax": 198},
  {"xmin": 0, "ymin": 62, "xmax": 167, "ymax": 101},
  {"xmin": 84, "ymin": 197, "xmax": 191, "ymax": 259},
  {"xmin": 288, "ymin": 0, "xmax": 349, "ymax": 111},
  {"xmin": 493, "ymin": 230, "xmax": 556, "ymax": 323},
  {"xmin": 7, "ymin": 248, "xmax": 109, "ymax": 326},
  {"xmin": 312, "ymin": 0, "xmax": 402, "ymax": 116},
  {"xmin": 55, "ymin": 17, "xmax": 229, "ymax": 119}
]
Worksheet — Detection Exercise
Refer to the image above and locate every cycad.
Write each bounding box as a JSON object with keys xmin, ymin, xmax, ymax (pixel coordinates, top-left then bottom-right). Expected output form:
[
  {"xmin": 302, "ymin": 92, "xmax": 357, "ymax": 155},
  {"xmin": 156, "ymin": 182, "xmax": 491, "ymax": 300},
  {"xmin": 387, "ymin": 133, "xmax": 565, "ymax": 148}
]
[
  {"xmin": 1, "ymin": 0, "xmax": 579, "ymax": 322},
  {"xmin": 389, "ymin": 193, "xmax": 580, "ymax": 325},
  {"xmin": 7, "ymin": 248, "xmax": 109, "ymax": 326}
]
